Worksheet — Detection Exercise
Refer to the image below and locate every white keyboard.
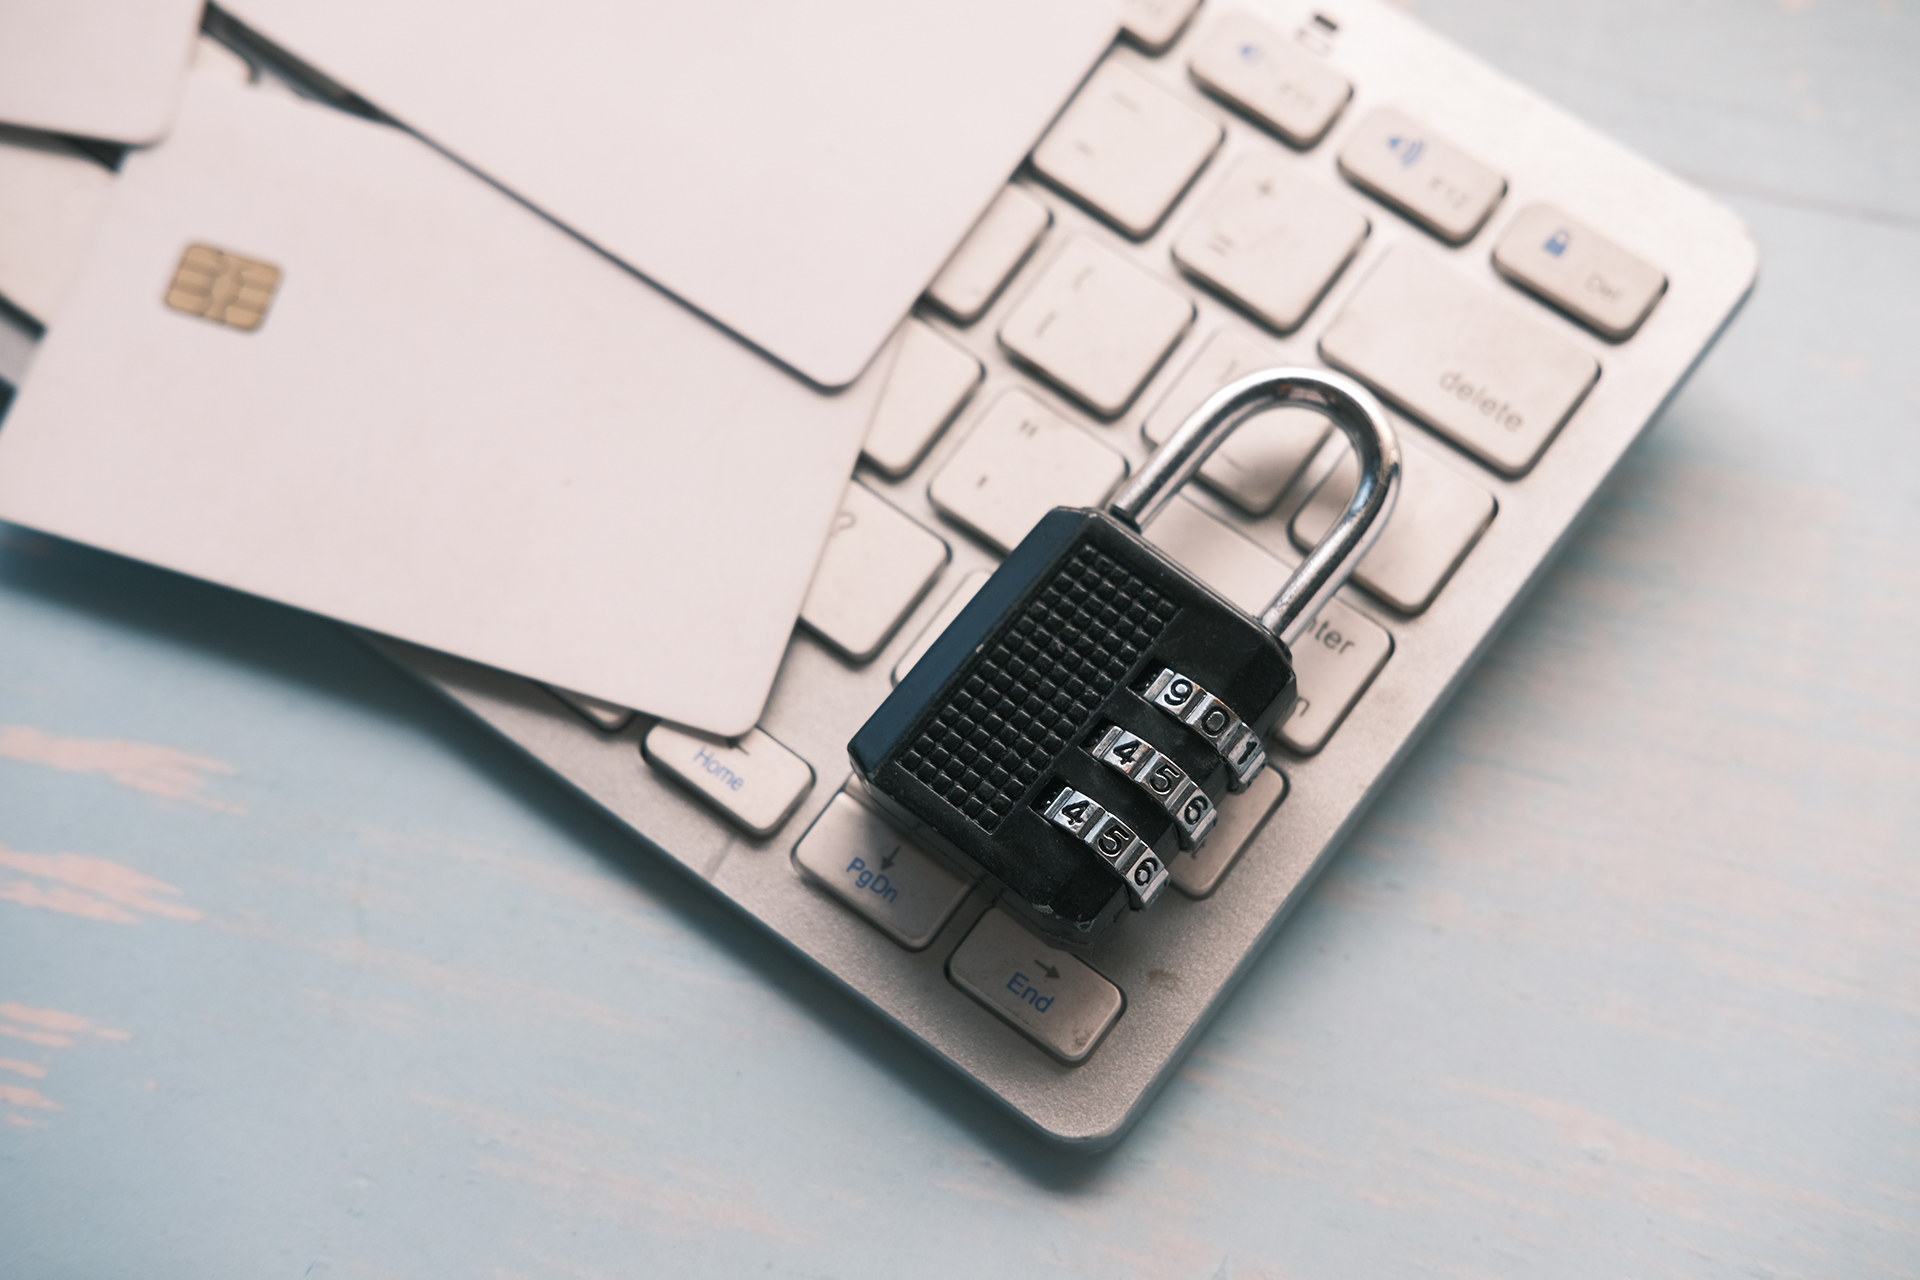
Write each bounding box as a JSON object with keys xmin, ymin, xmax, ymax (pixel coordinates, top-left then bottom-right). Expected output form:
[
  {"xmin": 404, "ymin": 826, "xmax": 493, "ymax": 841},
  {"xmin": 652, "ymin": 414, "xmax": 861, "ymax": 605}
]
[
  {"xmin": 380, "ymin": 0, "xmax": 1757, "ymax": 1145},
  {"xmin": 0, "ymin": 0, "xmax": 1758, "ymax": 1146}
]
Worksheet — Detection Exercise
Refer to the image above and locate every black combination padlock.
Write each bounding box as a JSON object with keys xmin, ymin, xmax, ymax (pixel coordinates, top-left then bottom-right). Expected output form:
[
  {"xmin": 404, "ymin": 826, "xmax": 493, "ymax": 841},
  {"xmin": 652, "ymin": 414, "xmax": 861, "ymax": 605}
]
[{"xmin": 849, "ymin": 368, "xmax": 1400, "ymax": 946}]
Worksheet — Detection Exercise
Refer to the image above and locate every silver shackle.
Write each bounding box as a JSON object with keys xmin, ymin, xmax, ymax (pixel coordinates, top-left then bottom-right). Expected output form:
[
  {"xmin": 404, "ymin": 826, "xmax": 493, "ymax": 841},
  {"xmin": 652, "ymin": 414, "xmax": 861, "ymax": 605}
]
[{"xmin": 1108, "ymin": 367, "xmax": 1401, "ymax": 649}]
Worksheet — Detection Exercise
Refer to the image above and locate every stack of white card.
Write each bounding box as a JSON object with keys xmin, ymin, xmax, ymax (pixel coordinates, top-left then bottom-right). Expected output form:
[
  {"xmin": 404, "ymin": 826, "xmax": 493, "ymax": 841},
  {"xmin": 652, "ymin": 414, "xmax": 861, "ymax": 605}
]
[{"xmin": 0, "ymin": 0, "xmax": 1115, "ymax": 734}]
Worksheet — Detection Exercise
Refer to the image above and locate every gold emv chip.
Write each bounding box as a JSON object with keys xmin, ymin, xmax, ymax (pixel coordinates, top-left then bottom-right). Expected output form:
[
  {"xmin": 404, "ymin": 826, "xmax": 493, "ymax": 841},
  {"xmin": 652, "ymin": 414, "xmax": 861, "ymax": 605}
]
[{"xmin": 164, "ymin": 244, "xmax": 281, "ymax": 331}]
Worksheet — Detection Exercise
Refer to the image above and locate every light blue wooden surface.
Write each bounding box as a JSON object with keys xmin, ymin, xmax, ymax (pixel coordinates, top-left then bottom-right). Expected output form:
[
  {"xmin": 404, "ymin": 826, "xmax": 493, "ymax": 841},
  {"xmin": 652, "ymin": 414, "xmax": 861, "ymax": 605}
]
[{"xmin": 3, "ymin": 2, "xmax": 1917, "ymax": 1275}]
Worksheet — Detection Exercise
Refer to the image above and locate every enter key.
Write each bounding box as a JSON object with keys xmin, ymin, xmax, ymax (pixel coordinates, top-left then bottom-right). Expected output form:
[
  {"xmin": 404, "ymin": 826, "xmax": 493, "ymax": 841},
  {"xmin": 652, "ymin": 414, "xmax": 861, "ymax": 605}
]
[{"xmin": 1277, "ymin": 594, "xmax": 1392, "ymax": 756}]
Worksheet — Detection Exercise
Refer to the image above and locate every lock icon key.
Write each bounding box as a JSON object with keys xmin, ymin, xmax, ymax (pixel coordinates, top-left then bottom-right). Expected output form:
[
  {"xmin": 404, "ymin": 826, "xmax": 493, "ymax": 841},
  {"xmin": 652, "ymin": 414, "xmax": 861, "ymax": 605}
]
[{"xmin": 849, "ymin": 369, "xmax": 1400, "ymax": 946}]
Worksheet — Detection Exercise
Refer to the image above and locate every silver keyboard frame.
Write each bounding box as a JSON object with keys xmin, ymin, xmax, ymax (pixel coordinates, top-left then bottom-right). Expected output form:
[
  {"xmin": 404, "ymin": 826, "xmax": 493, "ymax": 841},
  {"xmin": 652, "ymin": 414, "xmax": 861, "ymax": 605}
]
[{"xmin": 381, "ymin": 0, "xmax": 1757, "ymax": 1146}]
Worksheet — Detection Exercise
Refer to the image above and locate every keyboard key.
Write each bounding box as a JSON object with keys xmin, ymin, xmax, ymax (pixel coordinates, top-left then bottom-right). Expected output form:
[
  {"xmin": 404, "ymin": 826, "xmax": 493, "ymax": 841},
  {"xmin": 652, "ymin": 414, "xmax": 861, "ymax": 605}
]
[
  {"xmin": 1141, "ymin": 329, "xmax": 1329, "ymax": 514},
  {"xmin": 1189, "ymin": 11, "xmax": 1353, "ymax": 148},
  {"xmin": 547, "ymin": 685, "xmax": 636, "ymax": 732},
  {"xmin": 643, "ymin": 723, "xmax": 814, "ymax": 838},
  {"xmin": 793, "ymin": 790, "xmax": 972, "ymax": 950},
  {"xmin": 1031, "ymin": 59, "xmax": 1223, "ymax": 238},
  {"xmin": 800, "ymin": 483, "xmax": 950, "ymax": 662},
  {"xmin": 893, "ymin": 569, "xmax": 990, "ymax": 685},
  {"xmin": 1319, "ymin": 248, "xmax": 1599, "ymax": 476},
  {"xmin": 1172, "ymin": 153, "xmax": 1369, "ymax": 332},
  {"xmin": 999, "ymin": 237, "xmax": 1195, "ymax": 416},
  {"xmin": 1291, "ymin": 430, "xmax": 1495, "ymax": 614},
  {"xmin": 1338, "ymin": 107, "xmax": 1505, "ymax": 244},
  {"xmin": 948, "ymin": 908, "xmax": 1123, "ymax": 1063},
  {"xmin": 1493, "ymin": 203, "xmax": 1667, "ymax": 341},
  {"xmin": 929, "ymin": 389, "xmax": 1129, "ymax": 553},
  {"xmin": 1120, "ymin": 0, "xmax": 1203, "ymax": 53},
  {"xmin": 1168, "ymin": 762, "xmax": 1286, "ymax": 896},
  {"xmin": 925, "ymin": 186, "xmax": 1051, "ymax": 324},
  {"xmin": 861, "ymin": 320, "xmax": 984, "ymax": 479},
  {"xmin": 1144, "ymin": 495, "xmax": 1296, "ymax": 617},
  {"xmin": 1143, "ymin": 498, "xmax": 1389, "ymax": 755},
  {"xmin": 1277, "ymin": 594, "xmax": 1392, "ymax": 755}
]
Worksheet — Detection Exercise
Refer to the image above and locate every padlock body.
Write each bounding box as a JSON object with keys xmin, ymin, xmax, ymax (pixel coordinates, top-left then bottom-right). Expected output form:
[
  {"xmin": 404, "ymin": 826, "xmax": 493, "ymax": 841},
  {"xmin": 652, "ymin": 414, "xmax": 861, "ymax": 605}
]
[{"xmin": 849, "ymin": 508, "xmax": 1296, "ymax": 946}]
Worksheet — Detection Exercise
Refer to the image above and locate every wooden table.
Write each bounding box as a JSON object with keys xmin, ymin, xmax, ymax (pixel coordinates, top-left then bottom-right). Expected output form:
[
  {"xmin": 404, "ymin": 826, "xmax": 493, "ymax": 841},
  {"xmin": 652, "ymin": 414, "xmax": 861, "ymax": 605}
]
[{"xmin": 3, "ymin": 1, "xmax": 1916, "ymax": 1274}]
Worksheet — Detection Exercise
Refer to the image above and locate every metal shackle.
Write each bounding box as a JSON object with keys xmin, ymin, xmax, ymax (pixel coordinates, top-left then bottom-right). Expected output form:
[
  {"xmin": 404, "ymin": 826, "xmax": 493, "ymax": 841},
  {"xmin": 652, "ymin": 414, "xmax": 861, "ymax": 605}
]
[{"xmin": 1107, "ymin": 367, "xmax": 1401, "ymax": 649}]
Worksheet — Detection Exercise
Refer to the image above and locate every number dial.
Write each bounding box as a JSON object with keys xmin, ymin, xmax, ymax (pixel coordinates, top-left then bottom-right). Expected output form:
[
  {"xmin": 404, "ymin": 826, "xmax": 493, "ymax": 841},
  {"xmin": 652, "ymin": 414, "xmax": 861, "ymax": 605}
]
[
  {"xmin": 1142, "ymin": 666, "xmax": 1269, "ymax": 790},
  {"xmin": 1041, "ymin": 786, "xmax": 1168, "ymax": 907},
  {"xmin": 1086, "ymin": 724, "xmax": 1219, "ymax": 850}
]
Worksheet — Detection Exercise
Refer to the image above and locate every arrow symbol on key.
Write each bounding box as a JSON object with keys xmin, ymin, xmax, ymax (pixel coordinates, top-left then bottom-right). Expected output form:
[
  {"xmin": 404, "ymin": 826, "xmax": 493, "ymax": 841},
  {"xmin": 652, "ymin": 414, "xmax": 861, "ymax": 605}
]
[
  {"xmin": 880, "ymin": 846, "xmax": 899, "ymax": 870},
  {"xmin": 1035, "ymin": 960, "xmax": 1060, "ymax": 980}
]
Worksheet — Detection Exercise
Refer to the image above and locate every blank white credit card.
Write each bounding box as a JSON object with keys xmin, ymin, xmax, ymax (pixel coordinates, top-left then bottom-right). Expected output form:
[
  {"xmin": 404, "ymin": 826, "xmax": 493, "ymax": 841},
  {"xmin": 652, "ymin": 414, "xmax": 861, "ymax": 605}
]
[
  {"xmin": 0, "ymin": 0, "xmax": 204, "ymax": 143},
  {"xmin": 0, "ymin": 78, "xmax": 884, "ymax": 737},
  {"xmin": 221, "ymin": 0, "xmax": 1117, "ymax": 387}
]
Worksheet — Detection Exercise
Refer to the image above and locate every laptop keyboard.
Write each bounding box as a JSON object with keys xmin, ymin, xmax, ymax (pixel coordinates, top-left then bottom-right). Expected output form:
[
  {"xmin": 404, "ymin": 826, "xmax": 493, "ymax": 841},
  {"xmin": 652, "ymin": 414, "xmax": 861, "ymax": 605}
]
[{"xmin": 0, "ymin": 0, "xmax": 1756, "ymax": 1146}]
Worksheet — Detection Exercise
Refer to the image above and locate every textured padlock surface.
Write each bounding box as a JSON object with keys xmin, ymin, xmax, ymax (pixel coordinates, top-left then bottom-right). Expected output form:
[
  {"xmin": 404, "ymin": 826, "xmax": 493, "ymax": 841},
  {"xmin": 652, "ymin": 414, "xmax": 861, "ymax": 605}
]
[{"xmin": 850, "ymin": 508, "xmax": 1297, "ymax": 943}]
